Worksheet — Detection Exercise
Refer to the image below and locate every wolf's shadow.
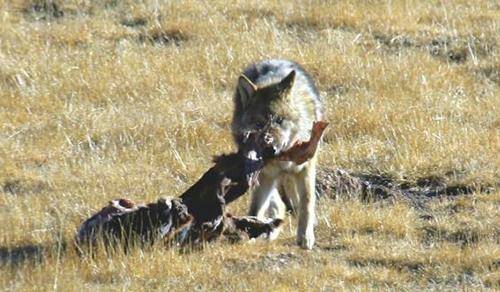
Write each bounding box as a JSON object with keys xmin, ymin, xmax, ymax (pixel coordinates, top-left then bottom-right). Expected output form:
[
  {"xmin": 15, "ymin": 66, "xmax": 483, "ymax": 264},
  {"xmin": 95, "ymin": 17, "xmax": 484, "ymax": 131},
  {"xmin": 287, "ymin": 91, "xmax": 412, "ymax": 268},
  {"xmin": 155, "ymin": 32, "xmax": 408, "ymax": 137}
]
[
  {"xmin": 0, "ymin": 241, "xmax": 66, "ymax": 267},
  {"xmin": 0, "ymin": 244, "xmax": 45, "ymax": 266}
]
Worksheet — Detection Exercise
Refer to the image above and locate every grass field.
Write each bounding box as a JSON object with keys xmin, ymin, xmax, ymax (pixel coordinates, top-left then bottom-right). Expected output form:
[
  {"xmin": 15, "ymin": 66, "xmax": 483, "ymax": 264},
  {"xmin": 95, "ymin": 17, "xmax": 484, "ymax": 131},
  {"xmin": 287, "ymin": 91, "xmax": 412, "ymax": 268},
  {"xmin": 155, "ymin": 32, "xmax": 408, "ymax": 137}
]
[{"xmin": 0, "ymin": 0, "xmax": 498, "ymax": 290}]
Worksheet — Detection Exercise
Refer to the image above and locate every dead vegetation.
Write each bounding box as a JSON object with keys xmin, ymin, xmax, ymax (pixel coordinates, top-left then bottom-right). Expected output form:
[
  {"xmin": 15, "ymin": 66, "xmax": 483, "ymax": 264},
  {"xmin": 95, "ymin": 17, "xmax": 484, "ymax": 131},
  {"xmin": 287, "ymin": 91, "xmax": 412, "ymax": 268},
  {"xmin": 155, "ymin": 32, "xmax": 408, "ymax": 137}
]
[{"xmin": 0, "ymin": 0, "xmax": 498, "ymax": 290}]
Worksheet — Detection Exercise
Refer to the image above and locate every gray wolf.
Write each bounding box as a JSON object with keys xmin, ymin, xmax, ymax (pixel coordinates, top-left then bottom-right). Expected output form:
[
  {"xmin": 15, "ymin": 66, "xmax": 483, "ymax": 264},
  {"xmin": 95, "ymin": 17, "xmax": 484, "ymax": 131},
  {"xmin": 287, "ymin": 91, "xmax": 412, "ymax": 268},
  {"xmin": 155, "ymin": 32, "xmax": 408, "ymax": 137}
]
[{"xmin": 231, "ymin": 59, "xmax": 324, "ymax": 249}]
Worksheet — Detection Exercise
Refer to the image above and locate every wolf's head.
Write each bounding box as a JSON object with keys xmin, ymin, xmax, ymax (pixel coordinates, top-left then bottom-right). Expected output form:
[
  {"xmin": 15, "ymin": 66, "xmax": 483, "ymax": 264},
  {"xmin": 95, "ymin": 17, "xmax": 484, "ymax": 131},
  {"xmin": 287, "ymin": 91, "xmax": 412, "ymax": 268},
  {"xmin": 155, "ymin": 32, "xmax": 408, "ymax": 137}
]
[{"xmin": 233, "ymin": 70, "xmax": 300, "ymax": 156}]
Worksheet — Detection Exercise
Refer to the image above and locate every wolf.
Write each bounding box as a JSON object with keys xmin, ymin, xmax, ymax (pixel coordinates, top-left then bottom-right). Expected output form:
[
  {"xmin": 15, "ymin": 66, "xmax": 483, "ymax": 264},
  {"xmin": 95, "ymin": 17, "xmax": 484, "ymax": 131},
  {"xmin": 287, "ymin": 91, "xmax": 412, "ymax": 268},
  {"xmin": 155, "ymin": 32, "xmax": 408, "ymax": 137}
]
[{"xmin": 231, "ymin": 59, "xmax": 324, "ymax": 249}]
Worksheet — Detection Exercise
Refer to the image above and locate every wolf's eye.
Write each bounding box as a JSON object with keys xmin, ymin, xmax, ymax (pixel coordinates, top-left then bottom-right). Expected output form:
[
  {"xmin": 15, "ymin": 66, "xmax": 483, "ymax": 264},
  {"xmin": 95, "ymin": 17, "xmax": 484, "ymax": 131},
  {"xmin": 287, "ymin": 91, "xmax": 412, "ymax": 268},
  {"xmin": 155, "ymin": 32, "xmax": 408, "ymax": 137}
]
[
  {"xmin": 255, "ymin": 121, "xmax": 265, "ymax": 129},
  {"xmin": 275, "ymin": 116, "xmax": 284, "ymax": 125}
]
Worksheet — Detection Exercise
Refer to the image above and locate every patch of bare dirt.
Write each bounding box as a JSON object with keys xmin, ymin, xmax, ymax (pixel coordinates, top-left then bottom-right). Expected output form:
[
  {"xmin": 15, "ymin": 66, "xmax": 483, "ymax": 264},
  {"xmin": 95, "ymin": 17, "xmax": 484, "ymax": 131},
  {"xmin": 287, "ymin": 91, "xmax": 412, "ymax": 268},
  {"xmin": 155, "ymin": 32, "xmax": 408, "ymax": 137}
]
[
  {"xmin": 479, "ymin": 65, "xmax": 500, "ymax": 86},
  {"xmin": 227, "ymin": 8, "xmax": 276, "ymax": 23},
  {"xmin": 419, "ymin": 225, "xmax": 485, "ymax": 247},
  {"xmin": 373, "ymin": 33, "xmax": 415, "ymax": 50},
  {"xmin": 347, "ymin": 256, "xmax": 424, "ymax": 273},
  {"xmin": 23, "ymin": 0, "xmax": 64, "ymax": 21},
  {"xmin": 138, "ymin": 28, "xmax": 189, "ymax": 46},
  {"xmin": 120, "ymin": 17, "xmax": 147, "ymax": 28},
  {"xmin": 225, "ymin": 252, "xmax": 302, "ymax": 273},
  {"xmin": 316, "ymin": 167, "xmax": 496, "ymax": 209},
  {"xmin": 2, "ymin": 178, "xmax": 50, "ymax": 195},
  {"xmin": 258, "ymin": 252, "xmax": 302, "ymax": 271},
  {"xmin": 373, "ymin": 32, "xmax": 496, "ymax": 64}
]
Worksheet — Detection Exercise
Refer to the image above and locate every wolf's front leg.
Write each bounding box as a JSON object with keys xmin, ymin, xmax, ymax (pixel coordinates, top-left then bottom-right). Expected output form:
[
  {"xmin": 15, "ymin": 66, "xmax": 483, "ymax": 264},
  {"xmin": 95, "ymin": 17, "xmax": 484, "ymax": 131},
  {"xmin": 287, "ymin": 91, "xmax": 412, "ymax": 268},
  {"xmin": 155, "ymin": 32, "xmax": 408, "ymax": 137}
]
[{"xmin": 296, "ymin": 161, "xmax": 317, "ymax": 249}]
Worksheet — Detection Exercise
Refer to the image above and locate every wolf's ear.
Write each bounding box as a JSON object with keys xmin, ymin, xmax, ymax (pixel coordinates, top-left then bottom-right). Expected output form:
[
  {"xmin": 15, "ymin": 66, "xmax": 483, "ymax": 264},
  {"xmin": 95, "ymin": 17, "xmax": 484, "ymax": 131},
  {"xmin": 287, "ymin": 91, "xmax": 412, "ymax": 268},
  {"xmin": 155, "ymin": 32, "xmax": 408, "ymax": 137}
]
[
  {"xmin": 237, "ymin": 74, "xmax": 257, "ymax": 107},
  {"xmin": 277, "ymin": 70, "xmax": 295, "ymax": 92}
]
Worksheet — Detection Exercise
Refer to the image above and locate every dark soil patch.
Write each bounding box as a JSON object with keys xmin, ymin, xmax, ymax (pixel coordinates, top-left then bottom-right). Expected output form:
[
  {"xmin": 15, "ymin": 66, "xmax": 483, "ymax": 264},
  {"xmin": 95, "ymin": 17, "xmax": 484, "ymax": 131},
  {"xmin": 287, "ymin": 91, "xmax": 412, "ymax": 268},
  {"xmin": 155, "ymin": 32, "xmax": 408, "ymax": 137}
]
[
  {"xmin": 419, "ymin": 214, "xmax": 435, "ymax": 221},
  {"xmin": 479, "ymin": 65, "xmax": 500, "ymax": 86},
  {"xmin": 316, "ymin": 167, "xmax": 495, "ymax": 209},
  {"xmin": 282, "ymin": 15, "xmax": 355, "ymax": 33},
  {"xmin": 101, "ymin": 0, "xmax": 121, "ymax": 9},
  {"xmin": 316, "ymin": 168, "xmax": 398, "ymax": 201},
  {"xmin": 426, "ymin": 38, "xmax": 469, "ymax": 64},
  {"xmin": 348, "ymin": 256, "xmax": 424, "ymax": 272},
  {"xmin": 259, "ymin": 252, "xmax": 302, "ymax": 271},
  {"xmin": 318, "ymin": 244, "xmax": 349, "ymax": 252},
  {"xmin": 121, "ymin": 17, "xmax": 147, "ymax": 28},
  {"xmin": 224, "ymin": 252, "xmax": 301, "ymax": 273},
  {"xmin": 489, "ymin": 260, "xmax": 500, "ymax": 271},
  {"xmin": 285, "ymin": 18, "xmax": 325, "ymax": 31},
  {"xmin": 2, "ymin": 178, "xmax": 50, "ymax": 195},
  {"xmin": 325, "ymin": 84, "xmax": 349, "ymax": 96},
  {"xmin": 373, "ymin": 33, "xmax": 415, "ymax": 50},
  {"xmin": 419, "ymin": 225, "xmax": 484, "ymax": 247},
  {"xmin": 372, "ymin": 32, "xmax": 496, "ymax": 64},
  {"xmin": 138, "ymin": 28, "xmax": 189, "ymax": 46},
  {"xmin": 23, "ymin": 0, "xmax": 64, "ymax": 21},
  {"xmin": 228, "ymin": 8, "xmax": 276, "ymax": 23}
]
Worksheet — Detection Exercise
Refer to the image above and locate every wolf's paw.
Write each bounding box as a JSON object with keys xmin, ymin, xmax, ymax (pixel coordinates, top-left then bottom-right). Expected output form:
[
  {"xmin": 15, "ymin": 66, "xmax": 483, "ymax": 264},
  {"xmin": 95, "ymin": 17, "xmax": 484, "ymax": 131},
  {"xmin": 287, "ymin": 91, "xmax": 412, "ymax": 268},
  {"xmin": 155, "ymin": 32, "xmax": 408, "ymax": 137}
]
[
  {"xmin": 297, "ymin": 231, "xmax": 315, "ymax": 250},
  {"xmin": 267, "ymin": 226, "xmax": 282, "ymax": 241}
]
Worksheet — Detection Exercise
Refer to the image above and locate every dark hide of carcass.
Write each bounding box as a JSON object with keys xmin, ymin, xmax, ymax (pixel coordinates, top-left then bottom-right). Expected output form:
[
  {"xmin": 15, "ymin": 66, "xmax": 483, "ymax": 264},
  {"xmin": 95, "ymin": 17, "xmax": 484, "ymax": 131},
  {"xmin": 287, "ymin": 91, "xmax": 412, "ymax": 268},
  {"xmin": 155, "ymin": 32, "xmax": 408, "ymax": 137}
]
[{"xmin": 75, "ymin": 197, "xmax": 193, "ymax": 253}]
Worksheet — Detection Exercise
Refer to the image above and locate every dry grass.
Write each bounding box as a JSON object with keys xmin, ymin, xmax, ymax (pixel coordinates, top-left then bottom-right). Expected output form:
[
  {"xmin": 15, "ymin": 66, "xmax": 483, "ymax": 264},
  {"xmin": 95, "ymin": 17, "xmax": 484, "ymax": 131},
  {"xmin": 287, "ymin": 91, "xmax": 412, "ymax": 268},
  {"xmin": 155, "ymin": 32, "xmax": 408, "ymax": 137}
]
[{"xmin": 0, "ymin": 0, "xmax": 498, "ymax": 290}]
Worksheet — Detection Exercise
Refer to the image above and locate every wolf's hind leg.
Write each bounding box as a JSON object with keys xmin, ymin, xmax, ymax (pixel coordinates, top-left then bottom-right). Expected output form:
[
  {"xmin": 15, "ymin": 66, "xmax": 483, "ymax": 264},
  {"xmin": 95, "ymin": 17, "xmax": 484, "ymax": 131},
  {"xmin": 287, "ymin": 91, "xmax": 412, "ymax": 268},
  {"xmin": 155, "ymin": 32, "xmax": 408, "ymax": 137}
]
[
  {"xmin": 267, "ymin": 191, "xmax": 286, "ymax": 220},
  {"xmin": 248, "ymin": 173, "xmax": 277, "ymax": 219},
  {"xmin": 265, "ymin": 188, "xmax": 288, "ymax": 241},
  {"xmin": 280, "ymin": 175, "xmax": 301, "ymax": 215}
]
